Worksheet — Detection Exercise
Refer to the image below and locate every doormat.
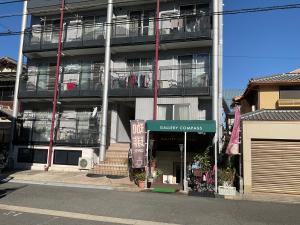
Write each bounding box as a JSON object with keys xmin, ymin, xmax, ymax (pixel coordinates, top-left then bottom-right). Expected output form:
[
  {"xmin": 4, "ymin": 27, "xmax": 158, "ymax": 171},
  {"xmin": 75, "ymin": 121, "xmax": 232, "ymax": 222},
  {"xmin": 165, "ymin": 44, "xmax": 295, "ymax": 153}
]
[{"xmin": 152, "ymin": 187, "xmax": 177, "ymax": 193}]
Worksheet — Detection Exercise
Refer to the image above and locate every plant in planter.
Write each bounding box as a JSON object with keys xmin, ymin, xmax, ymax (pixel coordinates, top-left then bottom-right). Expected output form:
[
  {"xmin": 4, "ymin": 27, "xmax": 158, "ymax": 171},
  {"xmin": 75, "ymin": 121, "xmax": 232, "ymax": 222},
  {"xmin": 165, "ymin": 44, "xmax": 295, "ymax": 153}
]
[
  {"xmin": 218, "ymin": 167, "xmax": 236, "ymax": 196},
  {"xmin": 134, "ymin": 171, "xmax": 146, "ymax": 188}
]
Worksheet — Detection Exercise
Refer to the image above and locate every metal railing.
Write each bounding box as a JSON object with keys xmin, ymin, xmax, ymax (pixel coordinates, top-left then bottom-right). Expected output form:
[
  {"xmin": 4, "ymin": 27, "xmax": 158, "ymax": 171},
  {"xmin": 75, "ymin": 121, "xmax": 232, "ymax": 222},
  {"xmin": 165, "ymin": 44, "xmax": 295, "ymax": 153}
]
[
  {"xmin": 19, "ymin": 71, "xmax": 103, "ymax": 96},
  {"xmin": 19, "ymin": 65, "xmax": 209, "ymax": 96},
  {"xmin": 24, "ymin": 14, "xmax": 211, "ymax": 50},
  {"xmin": 18, "ymin": 116, "xmax": 100, "ymax": 146},
  {"xmin": 111, "ymin": 69, "xmax": 153, "ymax": 89},
  {"xmin": 159, "ymin": 65, "xmax": 209, "ymax": 89}
]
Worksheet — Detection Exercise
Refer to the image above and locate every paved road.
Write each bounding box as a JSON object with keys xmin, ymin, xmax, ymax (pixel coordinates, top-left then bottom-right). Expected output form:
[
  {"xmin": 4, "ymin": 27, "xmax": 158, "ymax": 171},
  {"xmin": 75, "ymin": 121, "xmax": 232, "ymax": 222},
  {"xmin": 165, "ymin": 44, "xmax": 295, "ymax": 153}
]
[{"xmin": 0, "ymin": 182, "xmax": 299, "ymax": 225}]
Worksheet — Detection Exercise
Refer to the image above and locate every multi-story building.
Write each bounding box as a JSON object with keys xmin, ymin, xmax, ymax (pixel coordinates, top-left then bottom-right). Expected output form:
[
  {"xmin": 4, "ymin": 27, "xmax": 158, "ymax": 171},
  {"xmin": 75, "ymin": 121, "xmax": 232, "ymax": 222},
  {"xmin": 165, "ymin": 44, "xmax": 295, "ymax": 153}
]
[{"xmin": 13, "ymin": 0, "xmax": 222, "ymax": 176}]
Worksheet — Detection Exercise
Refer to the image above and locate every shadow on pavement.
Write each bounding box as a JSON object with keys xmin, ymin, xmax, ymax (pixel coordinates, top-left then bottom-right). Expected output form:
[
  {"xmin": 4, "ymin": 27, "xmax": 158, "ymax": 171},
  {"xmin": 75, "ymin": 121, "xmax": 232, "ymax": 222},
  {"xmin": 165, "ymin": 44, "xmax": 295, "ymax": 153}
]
[{"xmin": 0, "ymin": 170, "xmax": 27, "ymax": 199}]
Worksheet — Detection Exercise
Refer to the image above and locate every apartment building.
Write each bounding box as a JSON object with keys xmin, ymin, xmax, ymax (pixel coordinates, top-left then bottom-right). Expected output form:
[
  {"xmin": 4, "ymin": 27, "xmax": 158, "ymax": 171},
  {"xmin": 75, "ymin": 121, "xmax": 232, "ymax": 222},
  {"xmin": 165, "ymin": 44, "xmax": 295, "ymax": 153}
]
[{"xmin": 13, "ymin": 0, "xmax": 221, "ymax": 174}]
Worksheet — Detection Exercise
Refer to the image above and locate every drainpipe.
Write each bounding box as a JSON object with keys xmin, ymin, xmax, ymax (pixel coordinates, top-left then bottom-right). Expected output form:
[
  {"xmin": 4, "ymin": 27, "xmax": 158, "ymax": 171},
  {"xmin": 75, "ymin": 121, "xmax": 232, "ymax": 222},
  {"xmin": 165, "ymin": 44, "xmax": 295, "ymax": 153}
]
[
  {"xmin": 212, "ymin": 0, "xmax": 219, "ymax": 193},
  {"xmin": 45, "ymin": 0, "xmax": 65, "ymax": 171},
  {"xmin": 153, "ymin": 0, "xmax": 160, "ymax": 120},
  {"xmin": 218, "ymin": 0, "xmax": 224, "ymax": 152},
  {"xmin": 9, "ymin": 0, "xmax": 28, "ymax": 163},
  {"xmin": 99, "ymin": 0, "xmax": 113, "ymax": 162}
]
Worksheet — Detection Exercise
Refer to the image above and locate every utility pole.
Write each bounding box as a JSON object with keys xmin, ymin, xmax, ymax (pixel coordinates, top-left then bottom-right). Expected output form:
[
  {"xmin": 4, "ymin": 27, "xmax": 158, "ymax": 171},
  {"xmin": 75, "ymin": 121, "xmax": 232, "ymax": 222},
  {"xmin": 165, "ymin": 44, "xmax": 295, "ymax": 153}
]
[
  {"xmin": 46, "ymin": 0, "xmax": 65, "ymax": 170},
  {"xmin": 10, "ymin": 0, "xmax": 28, "ymax": 162},
  {"xmin": 212, "ymin": 0, "xmax": 220, "ymax": 193},
  {"xmin": 153, "ymin": 0, "xmax": 160, "ymax": 120},
  {"xmin": 99, "ymin": 0, "xmax": 113, "ymax": 162}
]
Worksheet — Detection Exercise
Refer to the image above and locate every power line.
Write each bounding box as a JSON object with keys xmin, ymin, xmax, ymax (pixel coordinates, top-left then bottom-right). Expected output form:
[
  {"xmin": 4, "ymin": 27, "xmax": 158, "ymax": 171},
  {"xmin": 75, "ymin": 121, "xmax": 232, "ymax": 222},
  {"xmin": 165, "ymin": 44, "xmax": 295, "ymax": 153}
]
[{"xmin": 0, "ymin": 2, "xmax": 300, "ymax": 20}]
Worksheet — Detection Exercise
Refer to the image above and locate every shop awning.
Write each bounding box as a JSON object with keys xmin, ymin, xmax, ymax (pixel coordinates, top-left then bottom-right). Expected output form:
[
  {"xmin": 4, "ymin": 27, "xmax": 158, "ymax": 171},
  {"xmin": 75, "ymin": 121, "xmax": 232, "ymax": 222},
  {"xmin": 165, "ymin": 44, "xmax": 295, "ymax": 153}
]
[{"xmin": 146, "ymin": 120, "xmax": 216, "ymax": 133}]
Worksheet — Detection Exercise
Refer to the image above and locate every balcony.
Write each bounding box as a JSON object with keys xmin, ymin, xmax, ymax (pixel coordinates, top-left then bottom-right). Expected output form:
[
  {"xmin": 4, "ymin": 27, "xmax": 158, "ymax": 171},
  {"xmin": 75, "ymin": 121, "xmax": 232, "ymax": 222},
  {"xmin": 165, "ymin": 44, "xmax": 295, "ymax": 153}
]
[
  {"xmin": 17, "ymin": 113, "xmax": 100, "ymax": 147},
  {"xmin": 19, "ymin": 65, "xmax": 210, "ymax": 99},
  {"xmin": 19, "ymin": 72, "xmax": 103, "ymax": 99},
  {"xmin": 158, "ymin": 65, "xmax": 210, "ymax": 96},
  {"xmin": 110, "ymin": 68, "xmax": 153, "ymax": 97},
  {"xmin": 24, "ymin": 14, "xmax": 211, "ymax": 54}
]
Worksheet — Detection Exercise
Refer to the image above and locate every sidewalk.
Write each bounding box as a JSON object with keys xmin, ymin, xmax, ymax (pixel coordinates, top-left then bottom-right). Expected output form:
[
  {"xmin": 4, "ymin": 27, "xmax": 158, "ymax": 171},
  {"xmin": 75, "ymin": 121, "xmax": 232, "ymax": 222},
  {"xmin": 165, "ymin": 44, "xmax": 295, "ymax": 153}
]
[
  {"xmin": 223, "ymin": 192, "xmax": 300, "ymax": 204},
  {"xmin": 0, "ymin": 170, "xmax": 140, "ymax": 192}
]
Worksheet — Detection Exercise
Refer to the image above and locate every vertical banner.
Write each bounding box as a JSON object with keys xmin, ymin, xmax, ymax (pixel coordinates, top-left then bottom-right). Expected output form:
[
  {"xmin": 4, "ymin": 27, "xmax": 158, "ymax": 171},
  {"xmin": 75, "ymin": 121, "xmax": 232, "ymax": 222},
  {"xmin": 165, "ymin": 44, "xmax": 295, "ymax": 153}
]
[{"xmin": 130, "ymin": 120, "xmax": 146, "ymax": 168}]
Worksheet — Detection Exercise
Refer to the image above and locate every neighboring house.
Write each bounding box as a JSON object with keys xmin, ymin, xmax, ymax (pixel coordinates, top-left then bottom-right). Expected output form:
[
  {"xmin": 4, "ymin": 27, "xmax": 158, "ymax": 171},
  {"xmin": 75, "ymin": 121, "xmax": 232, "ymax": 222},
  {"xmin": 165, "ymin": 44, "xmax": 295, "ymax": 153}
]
[
  {"xmin": 0, "ymin": 57, "xmax": 20, "ymax": 147},
  {"xmin": 234, "ymin": 70, "xmax": 300, "ymax": 196},
  {"xmin": 15, "ymin": 0, "xmax": 221, "ymax": 178}
]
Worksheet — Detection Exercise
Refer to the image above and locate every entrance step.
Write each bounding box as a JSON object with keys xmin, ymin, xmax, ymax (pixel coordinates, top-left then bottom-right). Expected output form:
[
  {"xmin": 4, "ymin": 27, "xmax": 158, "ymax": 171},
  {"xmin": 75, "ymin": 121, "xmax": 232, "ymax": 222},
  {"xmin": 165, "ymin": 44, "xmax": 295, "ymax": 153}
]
[
  {"xmin": 107, "ymin": 143, "xmax": 130, "ymax": 151},
  {"xmin": 91, "ymin": 164, "xmax": 128, "ymax": 176},
  {"xmin": 89, "ymin": 143, "xmax": 130, "ymax": 176}
]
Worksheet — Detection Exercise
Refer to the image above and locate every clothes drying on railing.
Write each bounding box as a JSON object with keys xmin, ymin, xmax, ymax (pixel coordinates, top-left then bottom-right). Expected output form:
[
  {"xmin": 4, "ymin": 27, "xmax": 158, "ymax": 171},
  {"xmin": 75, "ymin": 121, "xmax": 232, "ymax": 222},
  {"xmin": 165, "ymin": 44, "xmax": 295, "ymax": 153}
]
[{"xmin": 112, "ymin": 72, "xmax": 151, "ymax": 89}]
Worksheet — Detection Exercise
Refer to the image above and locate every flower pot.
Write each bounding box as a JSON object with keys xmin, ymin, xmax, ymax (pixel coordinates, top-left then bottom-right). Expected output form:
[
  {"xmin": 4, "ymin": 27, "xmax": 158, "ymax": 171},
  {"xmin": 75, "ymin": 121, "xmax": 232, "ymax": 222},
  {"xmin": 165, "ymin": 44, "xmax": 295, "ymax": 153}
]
[{"xmin": 138, "ymin": 181, "xmax": 145, "ymax": 189}]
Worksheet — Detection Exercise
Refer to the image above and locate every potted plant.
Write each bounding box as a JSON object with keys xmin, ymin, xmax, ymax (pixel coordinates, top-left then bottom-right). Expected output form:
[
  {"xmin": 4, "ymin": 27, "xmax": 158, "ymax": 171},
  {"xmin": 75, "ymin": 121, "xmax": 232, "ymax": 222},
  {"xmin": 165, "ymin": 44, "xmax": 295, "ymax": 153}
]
[
  {"xmin": 134, "ymin": 171, "xmax": 146, "ymax": 189},
  {"xmin": 218, "ymin": 167, "xmax": 236, "ymax": 196},
  {"xmin": 193, "ymin": 149, "xmax": 212, "ymax": 172}
]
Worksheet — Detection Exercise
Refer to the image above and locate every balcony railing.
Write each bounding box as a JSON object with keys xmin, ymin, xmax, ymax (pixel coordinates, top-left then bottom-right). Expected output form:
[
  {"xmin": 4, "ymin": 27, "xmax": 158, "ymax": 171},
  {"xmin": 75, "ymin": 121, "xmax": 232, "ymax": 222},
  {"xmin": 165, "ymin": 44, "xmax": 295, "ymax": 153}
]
[
  {"xmin": 19, "ymin": 72, "xmax": 103, "ymax": 98},
  {"xmin": 24, "ymin": 14, "xmax": 211, "ymax": 52},
  {"xmin": 19, "ymin": 65, "xmax": 210, "ymax": 98},
  {"xmin": 17, "ymin": 115, "xmax": 100, "ymax": 146}
]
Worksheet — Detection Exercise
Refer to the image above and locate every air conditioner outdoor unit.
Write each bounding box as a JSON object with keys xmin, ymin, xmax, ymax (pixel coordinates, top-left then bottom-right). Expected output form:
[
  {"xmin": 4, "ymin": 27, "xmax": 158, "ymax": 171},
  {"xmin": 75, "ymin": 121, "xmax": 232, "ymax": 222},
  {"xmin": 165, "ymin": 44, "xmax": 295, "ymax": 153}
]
[{"xmin": 78, "ymin": 157, "xmax": 93, "ymax": 170}]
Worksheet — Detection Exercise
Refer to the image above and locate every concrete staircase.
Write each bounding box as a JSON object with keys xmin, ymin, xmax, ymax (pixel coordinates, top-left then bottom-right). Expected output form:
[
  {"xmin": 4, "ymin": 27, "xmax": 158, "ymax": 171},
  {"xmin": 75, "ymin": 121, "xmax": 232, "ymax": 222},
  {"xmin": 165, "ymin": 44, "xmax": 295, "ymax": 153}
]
[{"xmin": 90, "ymin": 143, "xmax": 129, "ymax": 176}]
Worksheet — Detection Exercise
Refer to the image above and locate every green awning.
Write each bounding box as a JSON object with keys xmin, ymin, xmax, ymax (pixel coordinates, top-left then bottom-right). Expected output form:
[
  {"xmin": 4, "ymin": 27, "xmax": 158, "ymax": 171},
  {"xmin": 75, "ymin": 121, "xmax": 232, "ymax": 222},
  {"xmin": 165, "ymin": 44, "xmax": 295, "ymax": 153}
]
[{"xmin": 146, "ymin": 120, "xmax": 216, "ymax": 133}]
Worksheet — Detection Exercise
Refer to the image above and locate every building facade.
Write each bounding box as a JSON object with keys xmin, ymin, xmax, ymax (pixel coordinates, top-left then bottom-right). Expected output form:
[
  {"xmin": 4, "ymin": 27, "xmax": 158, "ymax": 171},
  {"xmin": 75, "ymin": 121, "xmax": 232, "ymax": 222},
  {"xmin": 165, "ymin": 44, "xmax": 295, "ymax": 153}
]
[
  {"xmin": 14, "ymin": 0, "xmax": 222, "ymax": 173},
  {"xmin": 234, "ymin": 71, "xmax": 300, "ymax": 195}
]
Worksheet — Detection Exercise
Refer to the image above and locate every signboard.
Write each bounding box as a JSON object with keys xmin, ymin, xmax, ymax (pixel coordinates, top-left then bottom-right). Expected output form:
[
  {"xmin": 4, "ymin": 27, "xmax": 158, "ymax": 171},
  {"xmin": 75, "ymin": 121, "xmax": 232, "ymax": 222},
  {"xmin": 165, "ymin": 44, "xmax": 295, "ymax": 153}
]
[
  {"xmin": 130, "ymin": 120, "xmax": 146, "ymax": 168},
  {"xmin": 146, "ymin": 120, "xmax": 216, "ymax": 133}
]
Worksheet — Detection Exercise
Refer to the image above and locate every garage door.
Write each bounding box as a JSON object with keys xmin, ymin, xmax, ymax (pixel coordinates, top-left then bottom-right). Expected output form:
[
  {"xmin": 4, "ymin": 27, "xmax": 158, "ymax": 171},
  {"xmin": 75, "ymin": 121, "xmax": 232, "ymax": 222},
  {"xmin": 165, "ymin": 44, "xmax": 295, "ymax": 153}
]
[{"xmin": 251, "ymin": 139, "xmax": 300, "ymax": 195}]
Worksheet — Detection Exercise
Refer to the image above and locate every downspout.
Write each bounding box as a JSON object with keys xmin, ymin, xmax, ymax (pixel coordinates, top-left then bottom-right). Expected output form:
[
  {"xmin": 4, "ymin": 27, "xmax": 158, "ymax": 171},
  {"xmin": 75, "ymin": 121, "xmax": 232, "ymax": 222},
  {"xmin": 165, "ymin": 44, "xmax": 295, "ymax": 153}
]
[
  {"xmin": 212, "ymin": 0, "xmax": 219, "ymax": 193},
  {"xmin": 153, "ymin": 0, "xmax": 160, "ymax": 120},
  {"xmin": 9, "ymin": 0, "xmax": 28, "ymax": 163},
  {"xmin": 99, "ymin": 0, "xmax": 113, "ymax": 162},
  {"xmin": 45, "ymin": 0, "xmax": 65, "ymax": 171}
]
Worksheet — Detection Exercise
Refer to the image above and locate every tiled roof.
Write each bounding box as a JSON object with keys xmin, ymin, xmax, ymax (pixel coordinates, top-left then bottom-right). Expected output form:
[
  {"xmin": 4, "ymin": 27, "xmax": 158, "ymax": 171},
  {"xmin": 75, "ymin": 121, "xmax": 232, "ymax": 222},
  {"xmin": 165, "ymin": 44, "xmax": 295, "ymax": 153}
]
[
  {"xmin": 241, "ymin": 110, "xmax": 300, "ymax": 121},
  {"xmin": 251, "ymin": 73, "xmax": 300, "ymax": 83}
]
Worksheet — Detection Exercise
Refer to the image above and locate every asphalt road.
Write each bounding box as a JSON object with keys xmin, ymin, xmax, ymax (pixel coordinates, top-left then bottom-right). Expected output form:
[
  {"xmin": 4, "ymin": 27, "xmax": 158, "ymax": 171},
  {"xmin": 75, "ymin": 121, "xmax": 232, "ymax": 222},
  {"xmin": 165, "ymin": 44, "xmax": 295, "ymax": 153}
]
[{"xmin": 0, "ymin": 182, "xmax": 299, "ymax": 225}]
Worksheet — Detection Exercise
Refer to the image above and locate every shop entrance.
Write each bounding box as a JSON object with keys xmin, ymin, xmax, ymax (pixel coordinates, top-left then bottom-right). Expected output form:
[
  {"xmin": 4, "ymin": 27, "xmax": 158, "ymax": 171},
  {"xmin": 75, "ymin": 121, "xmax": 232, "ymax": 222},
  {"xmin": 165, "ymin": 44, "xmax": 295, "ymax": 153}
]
[{"xmin": 145, "ymin": 120, "xmax": 216, "ymax": 192}]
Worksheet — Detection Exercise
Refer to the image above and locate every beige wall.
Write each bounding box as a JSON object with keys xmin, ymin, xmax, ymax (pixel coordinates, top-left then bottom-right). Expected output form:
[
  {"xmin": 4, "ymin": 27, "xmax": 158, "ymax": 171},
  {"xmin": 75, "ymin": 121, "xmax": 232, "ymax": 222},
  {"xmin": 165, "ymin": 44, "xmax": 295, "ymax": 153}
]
[
  {"xmin": 242, "ymin": 121, "xmax": 300, "ymax": 193},
  {"xmin": 258, "ymin": 86, "xmax": 279, "ymax": 109}
]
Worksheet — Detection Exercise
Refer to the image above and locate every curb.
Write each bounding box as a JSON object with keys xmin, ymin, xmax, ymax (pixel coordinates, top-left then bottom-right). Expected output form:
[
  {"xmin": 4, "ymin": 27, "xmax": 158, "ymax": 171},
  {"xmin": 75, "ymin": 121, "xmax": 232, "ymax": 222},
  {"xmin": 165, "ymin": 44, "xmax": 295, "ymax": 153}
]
[{"xmin": 7, "ymin": 179, "xmax": 141, "ymax": 192}]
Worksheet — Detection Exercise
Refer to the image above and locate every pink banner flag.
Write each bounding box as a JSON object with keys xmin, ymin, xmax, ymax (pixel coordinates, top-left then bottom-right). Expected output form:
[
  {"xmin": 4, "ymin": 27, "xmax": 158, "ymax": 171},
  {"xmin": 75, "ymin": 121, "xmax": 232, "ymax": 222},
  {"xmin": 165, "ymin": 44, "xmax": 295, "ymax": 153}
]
[{"xmin": 226, "ymin": 106, "xmax": 241, "ymax": 155}]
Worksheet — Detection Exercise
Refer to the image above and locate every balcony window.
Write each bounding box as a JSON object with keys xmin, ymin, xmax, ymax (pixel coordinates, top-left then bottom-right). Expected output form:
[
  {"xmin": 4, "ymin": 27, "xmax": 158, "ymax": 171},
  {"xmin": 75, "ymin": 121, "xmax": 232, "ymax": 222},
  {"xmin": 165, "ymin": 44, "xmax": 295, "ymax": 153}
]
[
  {"xmin": 66, "ymin": 19, "xmax": 82, "ymax": 42},
  {"xmin": 158, "ymin": 104, "xmax": 190, "ymax": 120},
  {"xmin": 42, "ymin": 20, "xmax": 60, "ymax": 44},
  {"xmin": 62, "ymin": 63, "xmax": 80, "ymax": 91},
  {"xmin": 32, "ymin": 111, "xmax": 51, "ymax": 142}
]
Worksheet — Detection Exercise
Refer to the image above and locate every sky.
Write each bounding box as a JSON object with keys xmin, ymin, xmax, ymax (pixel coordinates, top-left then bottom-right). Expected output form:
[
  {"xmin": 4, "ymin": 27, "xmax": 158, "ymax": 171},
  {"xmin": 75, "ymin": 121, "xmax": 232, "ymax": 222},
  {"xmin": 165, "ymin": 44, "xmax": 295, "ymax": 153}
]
[{"xmin": 0, "ymin": 0, "xmax": 300, "ymax": 90}]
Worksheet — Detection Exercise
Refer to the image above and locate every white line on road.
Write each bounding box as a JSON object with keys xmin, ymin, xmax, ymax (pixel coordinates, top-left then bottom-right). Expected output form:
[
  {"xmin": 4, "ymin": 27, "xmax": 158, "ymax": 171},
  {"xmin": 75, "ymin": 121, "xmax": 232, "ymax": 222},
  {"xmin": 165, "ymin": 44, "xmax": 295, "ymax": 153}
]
[{"xmin": 0, "ymin": 204, "xmax": 180, "ymax": 225}]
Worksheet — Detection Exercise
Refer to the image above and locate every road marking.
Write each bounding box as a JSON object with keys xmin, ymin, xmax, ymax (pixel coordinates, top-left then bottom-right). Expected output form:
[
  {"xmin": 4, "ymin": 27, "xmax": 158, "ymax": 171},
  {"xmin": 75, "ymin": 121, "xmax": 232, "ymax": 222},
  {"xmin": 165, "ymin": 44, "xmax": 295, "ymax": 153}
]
[{"xmin": 0, "ymin": 204, "xmax": 180, "ymax": 225}]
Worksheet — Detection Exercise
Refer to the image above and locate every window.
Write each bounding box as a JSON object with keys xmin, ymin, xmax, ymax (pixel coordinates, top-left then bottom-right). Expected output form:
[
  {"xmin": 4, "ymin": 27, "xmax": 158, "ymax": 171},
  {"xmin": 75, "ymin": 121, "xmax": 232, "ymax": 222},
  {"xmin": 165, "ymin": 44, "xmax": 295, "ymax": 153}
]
[
  {"xmin": 280, "ymin": 87, "xmax": 300, "ymax": 99},
  {"xmin": 157, "ymin": 104, "xmax": 190, "ymax": 120},
  {"xmin": 53, "ymin": 150, "xmax": 82, "ymax": 165},
  {"xmin": 17, "ymin": 148, "xmax": 47, "ymax": 164}
]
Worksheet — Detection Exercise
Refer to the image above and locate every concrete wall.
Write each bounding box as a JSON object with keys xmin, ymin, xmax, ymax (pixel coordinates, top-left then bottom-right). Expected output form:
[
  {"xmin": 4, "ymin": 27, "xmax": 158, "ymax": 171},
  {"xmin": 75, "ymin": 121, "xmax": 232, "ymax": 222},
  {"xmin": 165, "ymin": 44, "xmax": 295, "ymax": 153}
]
[
  {"xmin": 258, "ymin": 86, "xmax": 279, "ymax": 110},
  {"xmin": 242, "ymin": 121, "xmax": 300, "ymax": 193},
  {"xmin": 13, "ymin": 145, "xmax": 96, "ymax": 172}
]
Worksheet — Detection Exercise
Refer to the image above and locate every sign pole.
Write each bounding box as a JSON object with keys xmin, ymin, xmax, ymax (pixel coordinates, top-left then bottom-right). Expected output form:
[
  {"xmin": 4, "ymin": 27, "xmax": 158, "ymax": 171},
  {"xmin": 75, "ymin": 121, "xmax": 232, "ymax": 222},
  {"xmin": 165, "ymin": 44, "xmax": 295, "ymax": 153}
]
[
  {"xmin": 184, "ymin": 132, "xmax": 188, "ymax": 192},
  {"xmin": 145, "ymin": 130, "xmax": 150, "ymax": 189}
]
